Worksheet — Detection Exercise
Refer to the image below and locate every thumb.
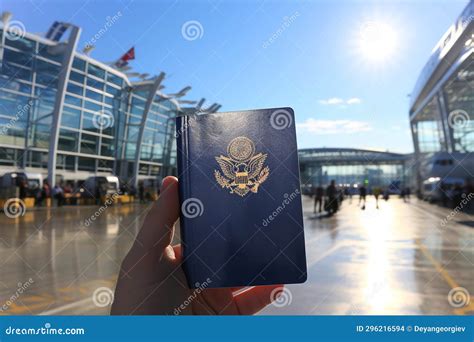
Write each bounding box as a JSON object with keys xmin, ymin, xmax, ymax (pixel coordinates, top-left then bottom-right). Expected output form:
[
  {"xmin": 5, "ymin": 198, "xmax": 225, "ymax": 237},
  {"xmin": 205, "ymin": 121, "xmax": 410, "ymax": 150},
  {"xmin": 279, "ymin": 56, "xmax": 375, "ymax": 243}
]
[{"xmin": 125, "ymin": 176, "xmax": 179, "ymax": 266}]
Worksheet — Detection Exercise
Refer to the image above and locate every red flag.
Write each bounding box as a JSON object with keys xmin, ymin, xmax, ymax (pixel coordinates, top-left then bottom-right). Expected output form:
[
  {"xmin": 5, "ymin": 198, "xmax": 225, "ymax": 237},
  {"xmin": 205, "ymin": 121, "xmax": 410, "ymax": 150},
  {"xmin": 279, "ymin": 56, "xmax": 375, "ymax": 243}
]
[
  {"xmin": 121, "ymin": 47, "xmax": 135, "ymax": 62},
  {"xmin": 115, "ymin": 47, "xmax": 135, "ymax": 68}
]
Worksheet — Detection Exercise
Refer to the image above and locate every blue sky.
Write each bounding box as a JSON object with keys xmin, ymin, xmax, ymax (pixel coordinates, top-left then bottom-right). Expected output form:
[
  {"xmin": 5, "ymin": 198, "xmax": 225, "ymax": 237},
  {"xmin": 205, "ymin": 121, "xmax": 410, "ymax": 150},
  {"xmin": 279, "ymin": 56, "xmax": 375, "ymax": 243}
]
[{"xmin": 6, "ymin": 0, "xmax": 470, "ymax": 153}]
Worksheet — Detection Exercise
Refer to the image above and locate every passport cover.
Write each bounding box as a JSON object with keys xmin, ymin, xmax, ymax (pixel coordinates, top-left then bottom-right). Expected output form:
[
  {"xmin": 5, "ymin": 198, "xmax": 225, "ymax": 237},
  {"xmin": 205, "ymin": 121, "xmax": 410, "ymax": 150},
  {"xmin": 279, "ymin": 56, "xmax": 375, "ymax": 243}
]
[{"xmin": 176, "ymin": 107, "xmax": 307, "ymax": 288}]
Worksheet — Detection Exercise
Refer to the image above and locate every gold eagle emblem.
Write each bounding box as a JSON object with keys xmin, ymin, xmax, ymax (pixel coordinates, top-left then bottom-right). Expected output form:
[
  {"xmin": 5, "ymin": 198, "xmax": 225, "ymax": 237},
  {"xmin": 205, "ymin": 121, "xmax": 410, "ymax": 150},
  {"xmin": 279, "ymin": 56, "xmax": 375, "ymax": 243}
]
[{"xmin": 214, "ymin": 136, "xmax": 270, "ymax": 197}]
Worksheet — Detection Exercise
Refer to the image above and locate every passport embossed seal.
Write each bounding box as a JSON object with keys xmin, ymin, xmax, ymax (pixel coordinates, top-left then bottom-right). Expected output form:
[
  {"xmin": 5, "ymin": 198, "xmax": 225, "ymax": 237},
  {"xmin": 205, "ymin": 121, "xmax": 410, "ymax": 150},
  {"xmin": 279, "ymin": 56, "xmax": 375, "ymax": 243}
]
[{"xmin": 214, "ymin": 136, "xmax": 270, "ymax": 197}]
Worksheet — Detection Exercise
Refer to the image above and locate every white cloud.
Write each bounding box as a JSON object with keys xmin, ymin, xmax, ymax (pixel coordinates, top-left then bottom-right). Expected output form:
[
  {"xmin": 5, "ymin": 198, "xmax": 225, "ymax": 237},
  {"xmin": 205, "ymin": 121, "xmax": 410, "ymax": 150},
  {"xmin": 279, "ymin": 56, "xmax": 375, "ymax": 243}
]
[
  {"xmin": 319, "ymin": 97, "xmax": 362, "ymax": 105},
  {"xmin": 346, "ymin": 97, "xmax": 362, "ymax": 105},
  {"xmin": 296, "ymin": 118, "xmax": 372, "ymax": 134}
]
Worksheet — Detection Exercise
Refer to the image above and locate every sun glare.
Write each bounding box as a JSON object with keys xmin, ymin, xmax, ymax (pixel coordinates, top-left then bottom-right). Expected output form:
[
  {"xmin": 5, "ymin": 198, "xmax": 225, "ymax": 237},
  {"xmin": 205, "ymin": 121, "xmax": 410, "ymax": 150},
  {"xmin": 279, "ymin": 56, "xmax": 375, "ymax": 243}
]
[{"xmin": 357, "ymin": 21, "xmax": 398, "ymax": 63}]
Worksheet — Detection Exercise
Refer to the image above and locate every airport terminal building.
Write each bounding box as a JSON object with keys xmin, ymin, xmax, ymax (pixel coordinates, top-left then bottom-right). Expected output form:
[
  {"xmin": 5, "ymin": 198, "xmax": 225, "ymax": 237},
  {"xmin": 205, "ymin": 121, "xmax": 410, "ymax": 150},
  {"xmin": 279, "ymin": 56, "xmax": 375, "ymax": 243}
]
[
  {"xmin": 298, "ymin": 148, "xmax": 410, "ymax": 190},
  {"xmin": 0, "ymin": 15, "xmax": 216, "ymax": 187},
  {"xmin": 409, "ymin": 1, "xmax": 473, "ymax": 189}
]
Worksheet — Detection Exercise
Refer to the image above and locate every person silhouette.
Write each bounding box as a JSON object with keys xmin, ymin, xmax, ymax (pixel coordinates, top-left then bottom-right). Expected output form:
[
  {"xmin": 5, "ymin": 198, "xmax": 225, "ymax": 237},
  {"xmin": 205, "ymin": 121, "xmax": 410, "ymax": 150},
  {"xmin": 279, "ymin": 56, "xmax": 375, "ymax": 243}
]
[{"xmin": 359, "ymin": 185, "xmax": 367, "ymax": 210}]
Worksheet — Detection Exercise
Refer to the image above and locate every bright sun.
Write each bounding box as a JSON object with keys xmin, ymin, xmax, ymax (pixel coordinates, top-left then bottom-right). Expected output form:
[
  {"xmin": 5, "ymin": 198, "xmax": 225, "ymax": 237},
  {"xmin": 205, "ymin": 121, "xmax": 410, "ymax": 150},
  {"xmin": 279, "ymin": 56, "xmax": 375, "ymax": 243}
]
[{"xmin": 357, "ymin": 21, "xmax": 397, "ymax": 63}]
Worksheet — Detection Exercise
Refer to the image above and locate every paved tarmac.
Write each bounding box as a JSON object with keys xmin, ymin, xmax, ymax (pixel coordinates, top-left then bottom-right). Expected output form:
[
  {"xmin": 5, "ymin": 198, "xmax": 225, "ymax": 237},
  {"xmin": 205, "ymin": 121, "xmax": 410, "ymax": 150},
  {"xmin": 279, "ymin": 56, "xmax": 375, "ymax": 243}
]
[{"xmin": 0, "ymin": 196, "xmax": 472, "ymax": 315}]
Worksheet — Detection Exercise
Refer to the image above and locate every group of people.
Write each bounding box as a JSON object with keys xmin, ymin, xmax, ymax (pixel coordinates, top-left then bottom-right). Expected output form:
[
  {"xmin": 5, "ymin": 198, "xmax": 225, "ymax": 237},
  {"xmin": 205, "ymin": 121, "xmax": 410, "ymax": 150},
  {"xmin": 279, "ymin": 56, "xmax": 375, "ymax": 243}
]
[
  {"xmin": 310, "ymin": 181, "xmax": 413, "ymax": 214},
  {"xmin": 18, "ymin": 179, "xmax": 75, "ymax": 207},
  {"xmin": 311, "ymin": 180, "xmax": 343, "ymax": 216}
]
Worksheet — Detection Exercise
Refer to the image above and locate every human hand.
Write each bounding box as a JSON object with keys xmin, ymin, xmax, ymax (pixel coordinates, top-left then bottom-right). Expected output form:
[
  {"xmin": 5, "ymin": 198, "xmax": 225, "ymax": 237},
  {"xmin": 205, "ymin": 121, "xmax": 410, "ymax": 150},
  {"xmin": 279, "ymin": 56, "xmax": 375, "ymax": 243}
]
[{"xmin": 111, "ymin": 176, "xmax": 283, "ymax": 315}]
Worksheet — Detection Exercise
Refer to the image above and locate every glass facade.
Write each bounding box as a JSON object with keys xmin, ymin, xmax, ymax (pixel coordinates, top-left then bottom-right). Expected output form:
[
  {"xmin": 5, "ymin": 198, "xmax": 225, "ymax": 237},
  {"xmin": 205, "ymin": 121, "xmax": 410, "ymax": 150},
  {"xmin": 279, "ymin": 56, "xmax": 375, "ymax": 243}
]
[
  {"xmin": 409, "ymin": 1, "xmax": 473, "ymax": 188},
  {"xmin": 411, "ymin": 56, "xmax": 473, "ymax": 154},
  {"xmin": 299, "ymin": 149, "xmax": 407, "ymax": 188},
  {"xmin": 0, "ymin": 26, "xmax": 192, "ymax": 182},
  {"xmin": 443, "ymin": 58, "xmax": 474, "ymax": 153}
]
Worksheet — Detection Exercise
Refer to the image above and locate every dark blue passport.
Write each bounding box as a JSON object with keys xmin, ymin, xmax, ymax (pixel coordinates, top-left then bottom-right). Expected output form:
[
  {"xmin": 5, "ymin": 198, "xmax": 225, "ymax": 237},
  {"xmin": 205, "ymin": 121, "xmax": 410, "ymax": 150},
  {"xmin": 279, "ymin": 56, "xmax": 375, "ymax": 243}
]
[{"xmin": 176, "ymin": 107, "xmax": 307, "ymax": 288}]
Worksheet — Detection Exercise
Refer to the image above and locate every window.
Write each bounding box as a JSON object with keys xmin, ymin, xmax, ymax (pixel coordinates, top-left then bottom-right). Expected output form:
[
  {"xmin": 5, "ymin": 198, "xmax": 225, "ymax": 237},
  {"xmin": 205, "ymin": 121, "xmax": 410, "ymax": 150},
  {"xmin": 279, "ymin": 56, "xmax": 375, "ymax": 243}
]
[
  {"xmin": 1, "ymin": 63, "xmax": 32, "ymax": 82},
  {"xmin": 82, "ymin": 112, "xmax": 99, "ymax": 133},
  {"xmin": 3, "ymin": 48, "xmax": 33, "ymax": 67},
  {"xmin": 57, "ymin": 154, "xmax": 75, "ymax": 170},
  {"xmin": 100, "ymin": 137, "xmax": 114, "ymax": 157},
  {"xmin": 85, "ymin": 88, "xmax": 103, "ymax": 102},
  {"xmin": 67, "ymin": 83, "xmax": 83, "ymax": 96},
  {"xmin": 443, "ymin": 59, "xmax": 474, "ymax": 152},
  {"xmin": 87, "ymin": 63, "xmax": 105, "ymax": 79},
  {"xmin": 61, "ymin": 106, "xmax": 81, "ymax": 129},
  {"xmin": 58, "ymin": 129, "xmax": 78, "ymax": 152},
  {"xmin": 413, "ymin": 96, "xmax": 443, "ymax": 153},
  {"xmin": 69, "ymin": 71, "xmax": 85, "ymax": 84},
  {"xmin": 27, "ymin": 151, "xmax": 48, "ymax": 168},
  {"xmin": 72, "ymin": 57, "xmax": 86, "ymax": 71},
  {"xmin": 105, "ymin": 85, "xmax": 121, "ymax": 97},
  {"xmin": 65, "ymin": 94, "xmax": 82, "ymax": 107},
  {"xmin": 140, "ymin": 144, "xmax": 152, "ymax": 160},
  {"xmin": 84, "ymin": 100, "xmax": 102, "ymax": 112},
  {"xmin": 87, "ymin": 77, "xmax": 105, "ymax": 91},
  {"xmin": 0, "ymin": 147, "xmax": 17, "ymax": 165},
  {"xmin": 5, "ymin": 36, "xmax": 35, "ymax": 53},
  {"xmin": 78, "ymin": 157, "xmax": 95, "ymax": 171},
  {"xmin": 107, "ymin": 73, "xmax": 123, "ymax": 87},
  {"xmin": 80, "ymin": 133, "xmax": 99, "ymax": 154},
  {"xmin": 38, "ymin": 43, "xmax": 63, "ymax": 63}
]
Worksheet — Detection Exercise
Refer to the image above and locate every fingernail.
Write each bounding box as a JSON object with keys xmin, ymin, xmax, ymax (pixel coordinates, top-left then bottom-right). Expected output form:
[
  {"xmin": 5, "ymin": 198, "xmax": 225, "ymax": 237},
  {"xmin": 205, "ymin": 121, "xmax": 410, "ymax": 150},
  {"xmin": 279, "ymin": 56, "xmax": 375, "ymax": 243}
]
[{"xmin": 160, "ymin": 177, "xmax": 173, "ymax": 193}]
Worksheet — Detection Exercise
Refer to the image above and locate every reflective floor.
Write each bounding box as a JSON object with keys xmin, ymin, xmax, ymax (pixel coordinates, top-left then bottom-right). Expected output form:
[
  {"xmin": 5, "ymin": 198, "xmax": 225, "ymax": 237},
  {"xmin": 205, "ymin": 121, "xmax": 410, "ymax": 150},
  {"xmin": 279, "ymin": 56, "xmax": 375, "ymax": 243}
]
[{"xmin": 0, "ymin": 196, "xmax": 472, "ymax": 315}]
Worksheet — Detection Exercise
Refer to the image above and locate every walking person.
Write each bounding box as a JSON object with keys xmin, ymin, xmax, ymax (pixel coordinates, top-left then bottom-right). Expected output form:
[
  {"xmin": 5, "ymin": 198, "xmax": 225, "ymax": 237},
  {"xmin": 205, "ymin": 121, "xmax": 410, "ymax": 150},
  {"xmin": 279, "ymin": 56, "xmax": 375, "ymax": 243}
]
[
  {"xmin": 313, "ymin": 184, "xmax": 324, "ymax": 214},
  {"xmin": 139, "ymin": 182, "xmax": 145, "ymax": 204},
  {"xmin": 405, "ymin": 187, "xmax": 411, "ymax": 202},
  {"xmin": 440, "ymin": 182, "xmax": 448, "ymax": 207},
  {"xmin": 19, "ymin": 179, "xmax": 28, "ymax": 200},
  {"xmin": 373, "ymin": 187, "xmax": 381, "ymax": 209},
  {"xmin": 344, "ymin": 187, "xmax": 352, "ymax": 204},
  {"xmin": 400, "ymin": 188, "xmax": 407, "ymax": 203},
  {"xmin": 359, "ymin": 184, "xmax": 367, "ymax": 210},
  {"xmin": 42, "ymin": 180, "xmax": 51, "ymax": 207},
  {"xmin": 383, "ymin": 188, "xmax": 390, "ymax": 201},
  {"xmin": 325, "ymin": 180, "xmax": 338, "ymax": 216},
  {"xmin": 53, "ymin": 184, "xmax": 64, "ymax": 207}
]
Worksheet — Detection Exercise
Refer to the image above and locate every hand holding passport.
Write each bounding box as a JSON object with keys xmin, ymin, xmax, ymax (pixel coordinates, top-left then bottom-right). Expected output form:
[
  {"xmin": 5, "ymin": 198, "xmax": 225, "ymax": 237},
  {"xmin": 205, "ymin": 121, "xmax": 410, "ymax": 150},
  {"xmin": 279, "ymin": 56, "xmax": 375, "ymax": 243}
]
[
  {"xmin": 113, "ymin": 107, "xmax": 306, "ymax": 314},
  {"xmin": 112, "ymin": 176, "xmax": 284, "ymax": 315}
]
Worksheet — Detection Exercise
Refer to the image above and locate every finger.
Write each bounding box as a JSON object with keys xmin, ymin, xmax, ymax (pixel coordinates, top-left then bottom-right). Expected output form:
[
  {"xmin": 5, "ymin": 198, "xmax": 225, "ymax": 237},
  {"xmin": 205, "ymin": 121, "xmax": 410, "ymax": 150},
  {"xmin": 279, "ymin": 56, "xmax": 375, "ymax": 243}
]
[
  {"xmin": 171, "ymin": 244, "xmax": 182, "ymax": 262},
  {"xmin": 129, "ymin": 176, "xmax": 179, "ymax": 261},
  {"xmin": 233, "ymin": 285, "xmax": 284, "ymax": 315}
]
